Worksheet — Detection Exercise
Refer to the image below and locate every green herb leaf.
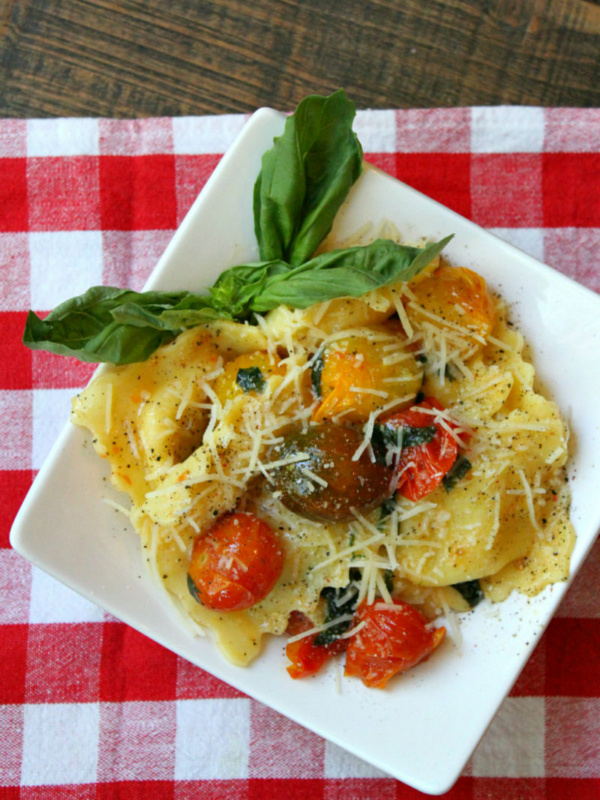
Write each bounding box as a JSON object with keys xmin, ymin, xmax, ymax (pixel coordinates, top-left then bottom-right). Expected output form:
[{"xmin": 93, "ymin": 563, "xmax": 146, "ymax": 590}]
[
  {"xmin": 311, "ymin": 350, "xmax": 325, "ymax": 397},
  {"xmin": 442, "ymin": 455, "xmax": 472, "ymax": 491},
  {"xmin": 187, "ymin": 573, "xmax": 202, "ymax": 605},
  {"xmin": 371, "ymin": 422, "xmax": 437, "ymax": 464},
  {"xmin": 23, "ymin": 286, "xmax": 223, "ymax": 365},
  {"xmin": 236, "ymin": 366, "xmax": 266, "ymax": 393},
  {"xmin": 452, "ymin": 579, "xmax": 484, "ymax": 608},
  {"xmin": 314, "ymin": 572, "xmax": 361, "ymax": 646},
  {"xmin": 254, "ymin": 90, "xmax": 363, "ymax": 265},
  {"xmin": 249, "ymin": 237, "xmax": 453, "ymax": 313}
]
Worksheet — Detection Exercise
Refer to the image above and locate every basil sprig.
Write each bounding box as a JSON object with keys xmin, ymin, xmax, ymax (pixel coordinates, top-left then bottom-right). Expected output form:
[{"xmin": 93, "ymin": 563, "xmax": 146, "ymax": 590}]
[
  {"xmin": 23, "ymin": 90, "xmax": 453, "ymax": 365},
  {"xmin": 254, "ymin": 89, "xmax": 363, "ymax": 265},
  {"xmin": 23, "ymin": 287, "xmax": 222, "ymax": 365}
]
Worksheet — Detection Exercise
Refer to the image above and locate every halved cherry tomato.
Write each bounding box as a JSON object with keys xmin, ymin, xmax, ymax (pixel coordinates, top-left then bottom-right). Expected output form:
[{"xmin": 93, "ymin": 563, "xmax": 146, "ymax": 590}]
[
  {"xmin": 285, "ymin": 611, "xmax": 348, "ymax": 679},
  {"xmin": 382, "ymin": 397, "xmax": 460, "ymax": 501},
  {"xmin": 344, "ymin": 600, "xmax": 446, "ymax": 689},
  {"xmin": 188, "ymin": 511, "xmax": 284, "ymax": 611}
]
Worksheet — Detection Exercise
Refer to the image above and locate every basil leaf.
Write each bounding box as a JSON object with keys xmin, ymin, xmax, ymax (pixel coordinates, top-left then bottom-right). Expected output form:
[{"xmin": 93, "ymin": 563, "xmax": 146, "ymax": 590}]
[
  {"xmin": 236, "ymin": 366, "xmax": 265, "ymax": 393},
  {"xmin": 254, "ymin": 89, "xmax": 363, "ymax": 266},
  {"xmin": 187, "ymin": 573, "xmax": 202, "ymax": 605},
  {"xmin": 452, "ymin": 579, "xmax": 484, "ymax": 608},
  {"xmin": 311, "ymin": 350, "xmax": 325, "ymax": 397},
  {"xmin": 371, "ymin": 423, "xmax": 437, "ymax": 464},
  {"xmin": 23, "ymin": 286, "xmax": 224, "ymax": 365},
  {"xmin": 442, "ymin": 455, "xmax": 472, "ymax": 491},
  {"xmin": 250, "ymin": 236, "xmax": 453, "ymax": 312},
  {"xmin": 314, "ymin": 574, "xmax": 360, "ymax": 646}
]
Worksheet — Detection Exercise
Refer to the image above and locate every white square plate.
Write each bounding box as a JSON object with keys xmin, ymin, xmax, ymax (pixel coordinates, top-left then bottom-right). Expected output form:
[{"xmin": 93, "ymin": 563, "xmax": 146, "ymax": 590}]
[{"xmin": 11, "ymin": 108, "xmax": 600, "ymax": 795}]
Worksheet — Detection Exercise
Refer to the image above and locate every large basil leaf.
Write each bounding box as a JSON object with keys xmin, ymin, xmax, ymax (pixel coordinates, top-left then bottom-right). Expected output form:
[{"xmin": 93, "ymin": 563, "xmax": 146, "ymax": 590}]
[
  {"xmin": 248, "ymin": 236, "xmax": 453, "ymax": 312},
  {"xmin": 23, "ymin": 286, "xmax": 221, "ymax": 364},
  {"xmin": 254, "ymin": 89, "xmax": 363, "ymax": 265}
]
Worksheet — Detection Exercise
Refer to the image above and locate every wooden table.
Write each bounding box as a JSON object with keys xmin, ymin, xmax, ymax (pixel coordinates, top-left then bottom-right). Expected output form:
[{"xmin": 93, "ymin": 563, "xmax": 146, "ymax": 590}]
[{"xmin": 1, "ymin": 0, "xmax": 599, "ymax": 117}]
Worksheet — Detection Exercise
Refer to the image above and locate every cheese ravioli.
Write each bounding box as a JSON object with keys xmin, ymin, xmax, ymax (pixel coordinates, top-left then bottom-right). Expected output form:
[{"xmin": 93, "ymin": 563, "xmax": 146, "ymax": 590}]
[{"xmin": 71, "ymin": 254, "xmax": 575, "ymax": 666}]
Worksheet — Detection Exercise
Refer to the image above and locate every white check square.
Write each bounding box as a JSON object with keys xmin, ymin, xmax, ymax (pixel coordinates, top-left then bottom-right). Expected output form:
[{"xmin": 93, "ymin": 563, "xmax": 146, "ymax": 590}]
[
  {"xmin": 324, "ymin": 739, "xmax": 390, "ymax": 779},
  {"xmin": 21, "ymin": 702, "xmax": 99, "ymax": 785},
  {"xmin": 29, "ymin": 231, "xmax": 104, "ymax": 311},
  {"xmin": 489, "ymin": 228, "xmax": 545, "ymax": 262},
  {"xmin": 29, "ymin": 566, "xmax": 105, "ymax": 624},
  {"xmin": 471, "ymin": 107, "xmax": 545, "ymax": 154},
  {"xmin": 173, "ymin": 115, "xmax": 248, "ymax": 155},
  {"xmin": 32, "ymin": 389, "xmax": 75, "ymax": 470},
  {"xmin": 0, "ymin": 549, "xmax": 32, "ymax": 624},
  {"xmin": 27, "ymin": 118, "xmax": 100, "ymax": 157},
  {"xmin": 175, "ymin": 698, "xmax": 251, "ymax": 779},
  {"xmin": 355, "ymin": 110, "xmax": 397, "ymax": 153}
]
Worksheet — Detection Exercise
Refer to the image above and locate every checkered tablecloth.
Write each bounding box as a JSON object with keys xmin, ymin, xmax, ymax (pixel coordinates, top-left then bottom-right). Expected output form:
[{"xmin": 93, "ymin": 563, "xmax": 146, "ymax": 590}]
[{"xmin": 2, "ymin": 108, "xmax": 600, "ymax": 799}]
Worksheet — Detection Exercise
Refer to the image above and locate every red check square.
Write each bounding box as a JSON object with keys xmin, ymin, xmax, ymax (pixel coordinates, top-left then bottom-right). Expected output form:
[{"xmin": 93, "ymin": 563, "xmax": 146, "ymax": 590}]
[
  {"xmin": 0, "ymin": 469, "xmax": 33, "ymax": 547},
  {"xmin": 546, "ymin": 778, "xmax": 600, "ymax": 799},
  {"xmin": 176, "ymin": 780, "xmax": 248, "ymax": 800},
  {"xmin": 472, "ymin": 778, "xmax": 544, "ymax": 799},
  {"xmin": 471, "ymin": 154, "xmax": 543, "ymax": 227},
  {"xmin": 27, "ymin": 157, "xmax": 101, "ymax": 231},
  {"xmin": 510, "ymin": 636, "xmax": 546, "ymax": 697},
  {"xmin": 175, "ymin": 154, "xmax": 222, "ymax": 225},
  {"xmin": 324, "ymin": 778, "xmax": 396, "ymax": 799},
  {"xmin": 176, "ymin": 655, "xmax": 246, "ymax": 699},
  {"xmin": 1, "ymin": 311, "xmax": 32, "ymax": 390},
  {"xmin": 394, "ymin": 153, "xmax": 472, "ymax": 218},
  {"xmin": 100, "ymin": 155, "xmax": 178, "ymax": 230},
  {"xmin": 97, "ymin": 782, "xmax": 175, "ymax": 800},
  {"xmin": 0, "ymin": 623, "xmax": 28, "ymax": 703},
  {"xmin": 0, "ymin": 706, "xmax": 24, "ymax": 787},
  {"xmin": 543, "ymin": 153, "xmax": 600, "ymax": 227},
  {"xmin": 25, "ymin": 622, "xmax": 102, "ymax": 703},
  {"xmin": 100, "ymin": 621, "xmax": 178, "ymax": 702},
  {"xmin": 248, "ymin": 778, "xmax": 325, "ymax": 800},
  {"xmin": 545, "ymin": 618, "xmax": 600, "ymax": 696},
  {"xmin": 21, "ymin": 788, "xmax": 96, "ymax": 800},
  {"xmin": 365, "ymin": 152, "xmax": 397, "ymax": 178},
  {"xmin": 0, "ymin": 158, "xmax": 28, "ymax": 232}
]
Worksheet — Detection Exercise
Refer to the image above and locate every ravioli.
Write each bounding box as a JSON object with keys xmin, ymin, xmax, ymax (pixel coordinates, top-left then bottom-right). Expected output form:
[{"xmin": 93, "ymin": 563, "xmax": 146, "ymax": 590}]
[{"xmin": 71, "ymin": 254, "xmax": 575, "ymax": 667}]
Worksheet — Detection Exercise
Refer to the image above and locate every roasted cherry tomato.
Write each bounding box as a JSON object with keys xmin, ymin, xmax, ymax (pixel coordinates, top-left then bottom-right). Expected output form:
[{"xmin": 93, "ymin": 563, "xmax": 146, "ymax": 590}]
[
  {"xmin": 409, "ymin": 265, "xmax": 496, "ymax": 343},
  {"xmin": 344, "ymin": 600, "xmax": 446, "ymax": 689},
  {"xmin": 273, "ymin": 424, "xmax": 394, "ymax": 522},
  {"xmin": 285, "ymin": 611, "xmax": 348, "ymax": 679},
  {"xmin": 382, "ymin": 397, "xmax": 460, "ymax": 501},
  {"xmin": 188, "ymin": 511, "xmax": 284, "ymax": 611},
  {"xmin": 313, "ymin": 333, "xmax": 422, "ymax": 423}
]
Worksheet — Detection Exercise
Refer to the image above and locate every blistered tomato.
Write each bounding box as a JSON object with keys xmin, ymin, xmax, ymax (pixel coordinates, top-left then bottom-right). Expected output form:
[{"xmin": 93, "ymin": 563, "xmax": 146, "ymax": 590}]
[
  {"xmin": 382, "ymin": 397, "xmax": 461, "ymax": 501},
  {"xmin": 188, "ymin": 511, "xmax": 284, "ymax": 611},
  {"xmin": 344, "ymin": 600, "xmax": 446, "ymax": 689}
]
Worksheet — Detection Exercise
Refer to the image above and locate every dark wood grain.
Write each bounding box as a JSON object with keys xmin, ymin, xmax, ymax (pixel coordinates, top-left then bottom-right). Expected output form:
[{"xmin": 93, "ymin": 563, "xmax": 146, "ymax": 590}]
[{"xmin": 0, "ymin": 0, "xmax": 599, "ymax": 117}]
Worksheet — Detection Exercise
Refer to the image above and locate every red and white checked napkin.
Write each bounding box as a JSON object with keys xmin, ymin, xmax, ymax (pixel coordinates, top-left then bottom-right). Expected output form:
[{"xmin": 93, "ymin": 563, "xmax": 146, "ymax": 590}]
[{"xmin": 2, "ymin": 108, "xmax": 600, "ymax": 799}]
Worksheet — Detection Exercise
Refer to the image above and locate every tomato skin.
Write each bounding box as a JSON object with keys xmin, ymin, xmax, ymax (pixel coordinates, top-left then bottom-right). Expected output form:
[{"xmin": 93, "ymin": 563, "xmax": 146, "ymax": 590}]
[
  {"xmin": 274, "ymin": 424, "xmax": 393, "ymax": 522},
  {"xmin": 383, "ymin": 397, "xmax": 459, "ymax": 501},
  {"xmin": 188, "ymin": 512, "xmax": 284, "ymax": 611},
  {"xmin": 285, "ymin": 612, "xmax": 348, "ymax": 679},
  {"xmin": 344, "ymin": 600, "xmax": 446, "ymax": 689},
  {"xmin": 409, "ymin": 265, "xmax": 496, "ymax": 343}
]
